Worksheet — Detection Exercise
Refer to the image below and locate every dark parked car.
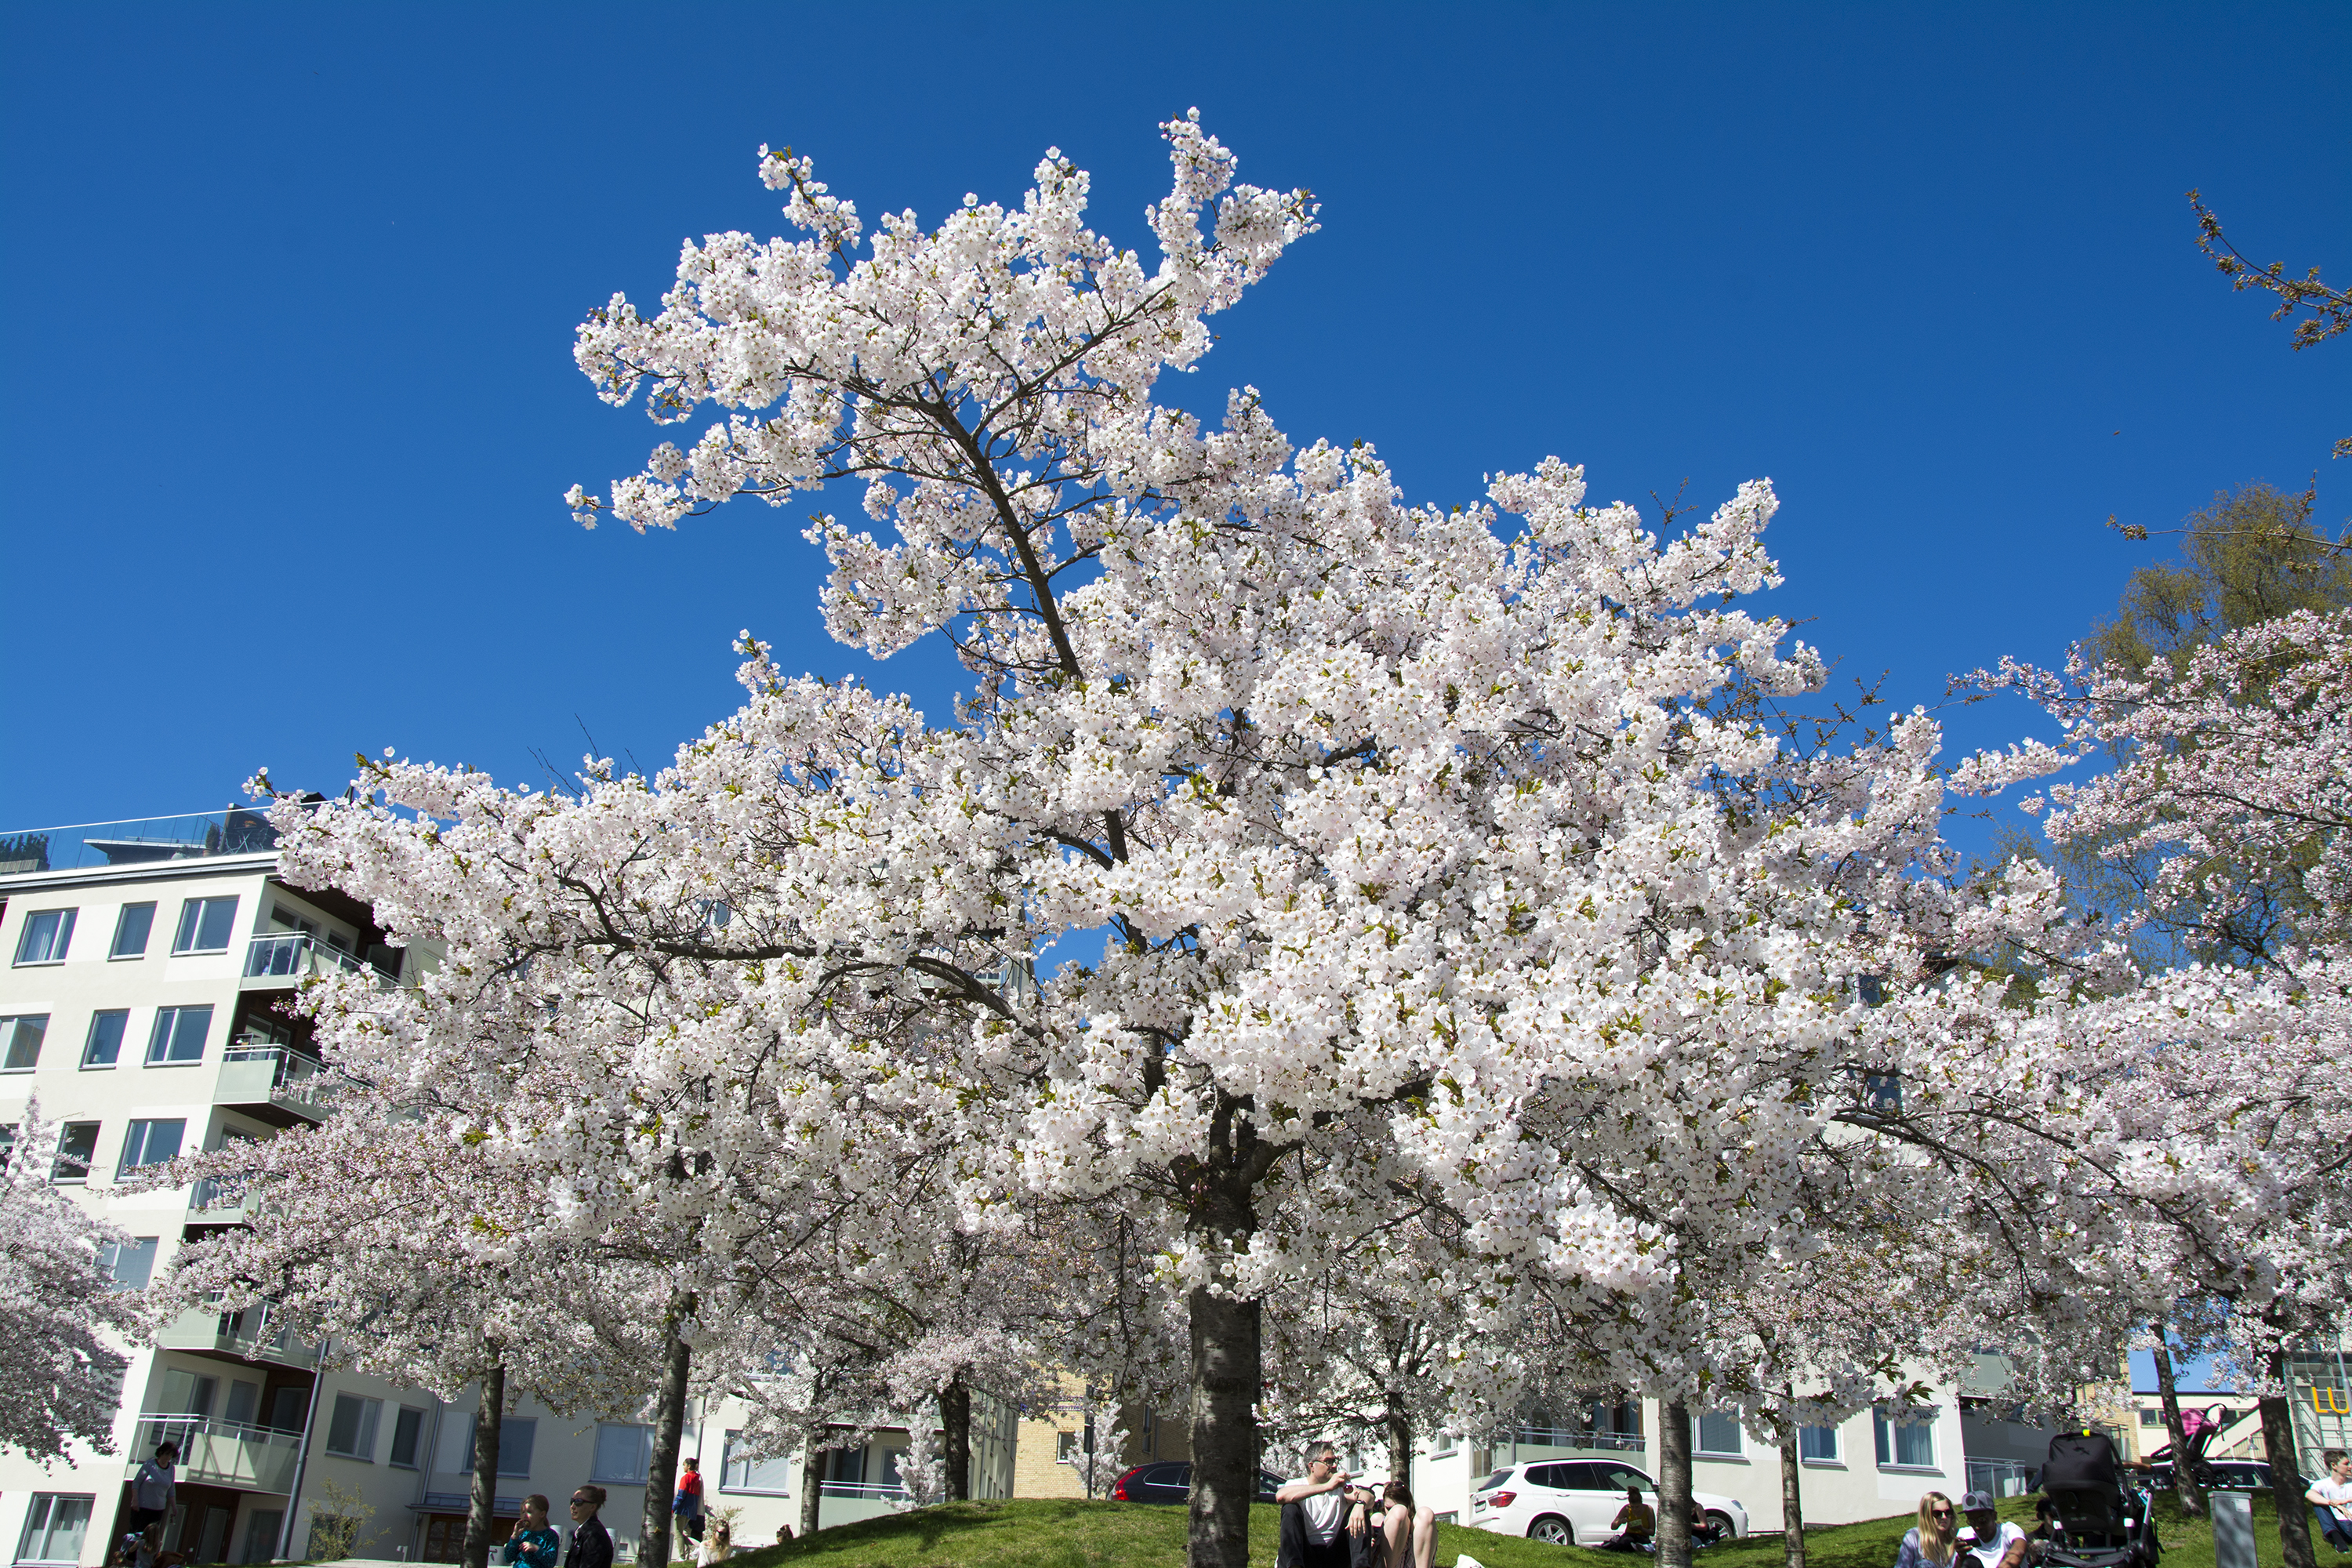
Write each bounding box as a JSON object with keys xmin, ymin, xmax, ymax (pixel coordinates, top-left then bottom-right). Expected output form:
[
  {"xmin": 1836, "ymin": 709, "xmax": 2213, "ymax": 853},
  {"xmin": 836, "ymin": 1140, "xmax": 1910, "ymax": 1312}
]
[{"xmin": 1107, "ymin": 1462, "xmax": 1288, "ymax": 1504}]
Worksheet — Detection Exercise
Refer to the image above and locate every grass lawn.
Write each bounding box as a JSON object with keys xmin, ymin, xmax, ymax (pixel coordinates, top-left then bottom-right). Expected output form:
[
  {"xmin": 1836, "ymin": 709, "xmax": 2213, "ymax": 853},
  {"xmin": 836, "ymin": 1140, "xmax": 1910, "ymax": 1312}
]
[{"xmin": 719, "ymin": 1492, "xmax": 2307, "ymax": 1568}]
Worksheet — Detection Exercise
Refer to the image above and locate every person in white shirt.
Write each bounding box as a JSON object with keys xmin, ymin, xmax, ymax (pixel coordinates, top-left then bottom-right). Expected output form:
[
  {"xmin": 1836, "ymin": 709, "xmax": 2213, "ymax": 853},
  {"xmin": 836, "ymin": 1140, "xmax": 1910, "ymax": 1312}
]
[
  {"xmin": 1956, "ymin": 1491, "xmax": 2027, "ymax": 1568},
  {"xmin": 2307, "ymin": 1450, "xmax": 2352, "ymax": 1555},
  {"xmin": 1276, "ymin": 1445, "xmax": 1360, "ymax": 1568}
]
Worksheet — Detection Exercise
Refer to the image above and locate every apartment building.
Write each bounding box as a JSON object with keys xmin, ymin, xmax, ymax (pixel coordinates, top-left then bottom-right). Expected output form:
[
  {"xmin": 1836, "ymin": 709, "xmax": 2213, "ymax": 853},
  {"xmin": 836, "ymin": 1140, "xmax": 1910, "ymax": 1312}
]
[{"xmin": 0, "ymin": 809, "xmax": 1014, "ymax": 1568}]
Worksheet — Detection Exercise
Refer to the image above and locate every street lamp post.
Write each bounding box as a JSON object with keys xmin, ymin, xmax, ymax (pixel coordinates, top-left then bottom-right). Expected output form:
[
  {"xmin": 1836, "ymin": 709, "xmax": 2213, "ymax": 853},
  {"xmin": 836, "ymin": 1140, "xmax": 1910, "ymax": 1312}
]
[{"xmin": 1083, "ymin": 1385, "xmax": 1102, "ymax": 1501}]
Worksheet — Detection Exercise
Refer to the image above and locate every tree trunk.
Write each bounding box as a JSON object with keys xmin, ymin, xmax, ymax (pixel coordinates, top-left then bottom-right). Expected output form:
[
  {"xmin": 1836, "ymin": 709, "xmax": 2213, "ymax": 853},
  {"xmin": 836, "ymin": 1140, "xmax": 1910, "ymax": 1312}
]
[
  {"xmin": 2259, "ymin": 1364, "xmax": 2317, "ymax": 1568},
  {"xmin": 799, "ymin": 1428, "xmax": 826, "ymax": 1537},
  {"xmin": 1187, "ymin": 1284, "xmax": 1263, "ymax": 1568},
  {"xmin": 1778, "ymin": 1421, "xmax": 1806, "ymax": 1568},
  {"xmin": 640, "ymin": 1294, "xmax": 696, "ymax": 1568},
  {"xmin": 461, "ymin": 1363, "xmax": 506, "ymax": 1568},
  {"xmin": 1385, "ymin": 1406, "xmax": 1415, "ymax": 1493},
  {"xmin": 941, "ymin": 1373, "xmax": 973, "ymax": 1504},
  {"xmin": 2150, "ymin": 1332, "xmax": 2207, "ymax": 1519},
  {"xmin": 1657, "ymin": 1399, "xmax": 1694, "ymax": 1568}
]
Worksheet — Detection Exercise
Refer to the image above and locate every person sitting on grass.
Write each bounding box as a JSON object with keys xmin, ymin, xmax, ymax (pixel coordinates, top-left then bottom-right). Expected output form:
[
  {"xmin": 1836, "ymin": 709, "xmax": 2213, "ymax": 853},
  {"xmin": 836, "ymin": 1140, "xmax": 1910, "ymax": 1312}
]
[
  {"xmin": 1603, "ymin": 1487, "xmax": 1656, "ymax": 1552},
  {"xmin": 1277, "ymin": 1444, "xmax": 1362, "ymax": 1568}
]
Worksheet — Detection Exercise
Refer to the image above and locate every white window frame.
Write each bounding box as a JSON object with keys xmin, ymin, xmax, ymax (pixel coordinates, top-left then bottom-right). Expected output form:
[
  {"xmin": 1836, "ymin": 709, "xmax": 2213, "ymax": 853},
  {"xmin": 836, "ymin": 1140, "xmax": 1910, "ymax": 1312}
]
[
  {"xmin": 111, "ymin": 903, "xmax": 156, "ymax": 960},
  {"xmin": 51, "ymin": 1121, "xmax": 100, "ymax": 1185},
  {"xmin": 83, "ymin": 1010, "xmax": 128, "ymax": 1069},
  {"xmin": 14, "ymin": 909, "xmax": 76, "ymax": 966},
  {"xmin": 718, "ymin": 1430, "xmax": 793, "ymax": 1497},
  {"xmin": 593, "ymin": 1422, "xmax": 653, "ymax": 1483},
  {"xmin": 15, "ymin": 1493, "xmax": 94, "ymax": 1564},
  {"xmin": 325, "ymin": 1393, "xmax": 383, "ymax": 1461},
  {"xmin": 1872, "ymin": 1406, "xmax": 1940, "ymax": 1471},
  {"xmin": 172, "ymin": 896, "xmax": 240, "ymax": 955},
  {"xmin": 1, "ymin": 1014, "xmax": 47, "ymax": 1073},
  {"xmin": 117, "ymin": 1118, "xmax": 187, "ymax": 1178},
  {"xmin": 146, "ymin": 1005, "xmax": 212, "ymax": 1065},
  {"xmin": 100, "ymin": 1237, "xmax": 159, "ymax": 1290},
  {"xmin": 1693, "ymin": 1410, "xmax": 1745, "ymax": 1458},
  {"xmin": 1799, "ymin": 1424, "xmax": 1842, "ymax": 1464},
  {"xmin": 389, "ymin": 1406, "xmax": 429, "ymax": 1469},
  {"xmin": 466, "ymin": 1415, "xmax": 537, "ymax": 1477}
]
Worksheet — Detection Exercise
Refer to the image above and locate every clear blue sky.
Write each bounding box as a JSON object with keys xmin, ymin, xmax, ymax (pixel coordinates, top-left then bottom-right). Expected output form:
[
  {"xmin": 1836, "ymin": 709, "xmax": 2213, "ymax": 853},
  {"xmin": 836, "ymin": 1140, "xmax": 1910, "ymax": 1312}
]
[{"xmin": 2, "ymin": 4, "xmax": 2345, "ymax": 836}]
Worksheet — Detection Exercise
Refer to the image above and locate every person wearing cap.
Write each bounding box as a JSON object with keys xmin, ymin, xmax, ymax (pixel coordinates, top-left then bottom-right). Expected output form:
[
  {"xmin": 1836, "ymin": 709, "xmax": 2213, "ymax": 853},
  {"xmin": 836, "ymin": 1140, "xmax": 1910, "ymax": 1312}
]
[{"xmin": 1955, "ymin": 1491, "xmax": 2026, "ymax": 1568}]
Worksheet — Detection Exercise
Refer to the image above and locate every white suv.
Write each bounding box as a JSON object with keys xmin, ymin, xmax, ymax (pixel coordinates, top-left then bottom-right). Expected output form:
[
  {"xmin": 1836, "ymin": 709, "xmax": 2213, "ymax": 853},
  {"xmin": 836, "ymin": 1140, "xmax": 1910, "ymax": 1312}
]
[{"xmin": 1469, "ymin": 1457, "xmax": 1749, "ymax": 1548}]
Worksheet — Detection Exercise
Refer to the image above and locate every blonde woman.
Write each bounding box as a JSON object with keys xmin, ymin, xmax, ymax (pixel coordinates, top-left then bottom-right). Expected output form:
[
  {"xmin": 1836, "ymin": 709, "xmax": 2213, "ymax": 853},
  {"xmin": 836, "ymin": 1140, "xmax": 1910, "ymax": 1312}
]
[
  {"xmin": 1895, "ymin": 1493, "xmax": 1959, "ymax": 1568},
  {"xmin": 695, "ymin": 1519, "xmax": 732, "ymax": 1567}
]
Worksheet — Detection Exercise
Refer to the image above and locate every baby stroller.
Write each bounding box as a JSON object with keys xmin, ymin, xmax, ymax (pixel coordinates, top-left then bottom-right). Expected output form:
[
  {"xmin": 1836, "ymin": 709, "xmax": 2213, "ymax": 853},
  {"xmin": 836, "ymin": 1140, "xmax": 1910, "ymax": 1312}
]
[{"xmin": 2039, "ymin": 1430, "xmax": 2158, "ymax": 1568}]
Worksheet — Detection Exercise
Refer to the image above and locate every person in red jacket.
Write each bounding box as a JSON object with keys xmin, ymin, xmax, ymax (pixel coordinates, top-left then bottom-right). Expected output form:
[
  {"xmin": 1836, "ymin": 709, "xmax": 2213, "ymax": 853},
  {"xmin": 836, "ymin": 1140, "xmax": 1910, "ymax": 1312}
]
[{"xmin": 673, "ymin": 1456, "xmax": 707, "ymax": 1543}]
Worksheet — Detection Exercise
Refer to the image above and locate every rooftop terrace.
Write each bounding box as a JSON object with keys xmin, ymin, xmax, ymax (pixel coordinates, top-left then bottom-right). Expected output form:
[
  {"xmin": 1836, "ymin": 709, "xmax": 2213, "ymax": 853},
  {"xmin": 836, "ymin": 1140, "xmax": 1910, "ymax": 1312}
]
[{"xmin": 0, "ymin": 808, "xmax": 281, "ymax": 876}]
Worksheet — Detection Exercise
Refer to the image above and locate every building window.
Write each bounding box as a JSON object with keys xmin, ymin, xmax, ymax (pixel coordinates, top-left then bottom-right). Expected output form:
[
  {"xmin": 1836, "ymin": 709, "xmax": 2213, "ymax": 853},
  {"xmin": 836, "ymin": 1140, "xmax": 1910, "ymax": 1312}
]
[
  {"xmin": 467, "ymin": 1416, "xmax": 537, "ymax": 1477},
  {"xmin": 593, "ymin": 1422, "xmax": 653, "ymax": 1483},
  {"xmin": 118, "ymin": 1118, "xmax": 186, "ymax": 1178},
  {"xmin": 83, "ymin": 1011, "xmax": 128, "ymax": 1068},
  {"xmin": 52, "ymin": 1123, "xmax": 100, "ymax": 1184},
  {"xmin": 14, "ymin": 909, "xmax": 76, "ymax": 966},
  {"xmin": 147, "ymin": 1005, "xmax": 212, "ymax": 1065},
  {"xmin": 1055, "ymin": 1430, "xmax": 1079, "ymax": 1462},
  {"xmin": 1693, "ymin": 1411, "xmax": 1744, "ymax": 1457},
  {"xmin": 172, "ymin": 896, "xmax": 239, "ymax": 954},
  {"xmin": 720, "ymin": 1431, "xmax": 793, "ymax": 1496},
  {"xmin": 1874, "ymin": 1408, "xmax": 1938, "ymax": 1469},
  {"xmin": 100, "ymin": 1237, "xmax": 159, "ymax": 1290},
  {"xmin": 1799, "ymin": 1425, "xmax": 1840, "ymax": 1462},
  {"xmin": 326, "ymin": 1394, "xmax": 383, "ymax": 1460},
  {"xmin": 111, "ymin": 903, "xmax": 156, "ymax": 960},
  {"xmin": 15, "ymin": 1494, "xmax": 94, "ymax": 1564},
  {"xmin": 0, "ymin": 1123, "xmax": 15, "ymax": 1171},
  {"xmin": 2139, "ymin": 1410, "xmax": 2164, "ymax": 1428},
  {"xmin": 2, "ymin": 1014, "xmax": 48, "ymax": 1073},
  {"xmin": 389, "ymin": 1406, "xmax": 428, "ymax": 1468}
]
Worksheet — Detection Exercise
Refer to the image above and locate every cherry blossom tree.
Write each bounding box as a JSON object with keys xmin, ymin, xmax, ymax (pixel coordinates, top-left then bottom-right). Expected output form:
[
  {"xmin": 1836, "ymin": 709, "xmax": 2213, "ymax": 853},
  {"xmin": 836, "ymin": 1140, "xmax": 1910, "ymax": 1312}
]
[
  {"xmin": 1951, "ymin": 604, "xmax": 2352, "ymax": 1568},
  {"xmin": 258, "ymin": 116, "xmax": 2173, "ymax": 1568},
  {"xmin": 0, "ymin": 1102, "xmax": 145, "ymax": 1462}
]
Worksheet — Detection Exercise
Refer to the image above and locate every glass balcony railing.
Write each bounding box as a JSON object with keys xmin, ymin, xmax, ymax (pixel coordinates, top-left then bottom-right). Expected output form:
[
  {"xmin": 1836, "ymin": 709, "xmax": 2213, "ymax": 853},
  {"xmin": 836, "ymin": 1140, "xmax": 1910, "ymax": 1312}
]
[
  {"xmin": 0, "ymin": 809, "xmax": 282, "ymax": 876},
  {"xmin": 216, "ymin": 1045, "xmax": 334, "ymax": 1116},
  {"xmin": 153, "ymin": 1304, "xmax": 318, "ymax": 1369},
  {"xmin": 241, "ymin": 931, "xmax": 387, "ymax": 984},
  {"xmin": 129, "ymin": 1414, "xmax": 303, "ymax": 1494}
]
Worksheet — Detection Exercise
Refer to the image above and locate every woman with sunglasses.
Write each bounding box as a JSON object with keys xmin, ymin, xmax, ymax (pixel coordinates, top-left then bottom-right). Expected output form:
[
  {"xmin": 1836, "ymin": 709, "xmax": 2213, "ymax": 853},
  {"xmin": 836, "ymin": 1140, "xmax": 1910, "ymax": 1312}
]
[{"xmin": 1895, "ymin": 1493, "xmax": 1960, "ymax": 1568}]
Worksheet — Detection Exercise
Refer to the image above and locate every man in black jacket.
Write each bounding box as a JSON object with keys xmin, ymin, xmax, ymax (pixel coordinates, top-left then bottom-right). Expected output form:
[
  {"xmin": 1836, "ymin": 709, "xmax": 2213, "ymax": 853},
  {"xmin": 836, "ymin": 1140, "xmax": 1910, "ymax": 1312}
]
[{"xmin": 564, "ymin": 1486, "xmax": 613, "ymax": 1568}]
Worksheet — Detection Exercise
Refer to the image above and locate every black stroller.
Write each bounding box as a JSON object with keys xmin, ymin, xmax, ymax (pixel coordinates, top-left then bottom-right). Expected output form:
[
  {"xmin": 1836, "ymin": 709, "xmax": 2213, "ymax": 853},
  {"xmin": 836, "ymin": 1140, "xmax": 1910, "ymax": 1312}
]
[{"xmin": 2039, "ymin": 1429, "xmax": 2159, "ymax": 1568}]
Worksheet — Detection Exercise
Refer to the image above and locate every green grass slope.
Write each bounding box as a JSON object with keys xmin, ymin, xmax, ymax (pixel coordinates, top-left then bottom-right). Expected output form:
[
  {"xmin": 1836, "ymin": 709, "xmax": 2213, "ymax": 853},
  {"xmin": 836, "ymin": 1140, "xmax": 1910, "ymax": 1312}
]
[{"xmin": 721, "ymin": 1492, "xmax": 2293, "ymax": 1568}]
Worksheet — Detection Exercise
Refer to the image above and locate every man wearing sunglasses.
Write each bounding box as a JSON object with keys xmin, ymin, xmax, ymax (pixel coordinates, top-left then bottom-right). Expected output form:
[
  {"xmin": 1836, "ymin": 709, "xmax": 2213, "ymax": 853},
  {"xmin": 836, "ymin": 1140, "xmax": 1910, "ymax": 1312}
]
[
  {"xmin": 1956, "ymin": 1490, "xmax": 2027, "ymax": 1568},
  {"xmin": 564, "ymin": 1486, "xmax": 613, "ymax": 1568}
]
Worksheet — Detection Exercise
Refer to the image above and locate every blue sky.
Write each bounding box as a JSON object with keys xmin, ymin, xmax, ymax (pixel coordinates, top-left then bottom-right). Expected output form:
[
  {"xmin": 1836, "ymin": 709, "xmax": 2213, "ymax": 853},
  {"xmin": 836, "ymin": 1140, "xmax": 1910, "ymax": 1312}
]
[{"xmin": 1, "ymin": 4, "xmax": 2344, "ymax": 840}]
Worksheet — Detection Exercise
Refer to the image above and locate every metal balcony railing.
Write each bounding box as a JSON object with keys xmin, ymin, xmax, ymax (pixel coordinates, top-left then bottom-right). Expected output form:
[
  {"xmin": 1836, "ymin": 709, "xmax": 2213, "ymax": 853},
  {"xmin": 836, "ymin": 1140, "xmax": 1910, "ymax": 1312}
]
[
  {"xmin": 818, "ymin": 1479, "xmax": 911, "ymax": 1500},
  {"xmin": 129, "ymin": 1415, "xmax": 303, "ymax": 1494},
  {"xmin": 1509, "ymin": 1426, "xmax": 1646, "ymax": 1451}
]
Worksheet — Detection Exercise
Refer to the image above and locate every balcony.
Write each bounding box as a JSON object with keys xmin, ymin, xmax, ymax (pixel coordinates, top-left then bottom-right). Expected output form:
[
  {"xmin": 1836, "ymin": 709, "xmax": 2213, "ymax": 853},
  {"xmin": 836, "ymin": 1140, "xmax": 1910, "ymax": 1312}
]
[
  {"xmin": 0, "ymin": 808, "xmax": 280, "ymax": 876},
  {"xmin": 153, "ymin": 1305, "xmax": 318, "ymax": 1369},
  {"xmin": 216, "ymin": 1044, "xmax": 334, "ymax": 1123},
  {"xmin": 128, "ymin": 1414, "xmax": 302, "ymax": 1494},
  {"xmin": 242, "ymin": 931, "xmax": 396, "ymax": 989},
  {"xmin": 187, "ymin": 1175, "xmax": 259, "ymax": 1221}
]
